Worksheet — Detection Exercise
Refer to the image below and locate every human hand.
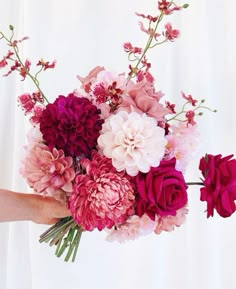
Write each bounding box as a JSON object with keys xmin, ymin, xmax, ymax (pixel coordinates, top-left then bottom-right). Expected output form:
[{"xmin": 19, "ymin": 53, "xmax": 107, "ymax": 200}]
[{"xmin": 30, "ymin": 194, "xmax": 71, "ymax": 225}]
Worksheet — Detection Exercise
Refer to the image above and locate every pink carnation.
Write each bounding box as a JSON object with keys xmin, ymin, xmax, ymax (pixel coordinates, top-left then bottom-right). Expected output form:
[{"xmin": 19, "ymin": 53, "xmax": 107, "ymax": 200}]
[
  {"xmin": 20, "ymin": 143, "xmax": 75, "ymax": 201},
  {"xmin": 69, "ymin": 152, "xmax": 135, "ymax": 231}
]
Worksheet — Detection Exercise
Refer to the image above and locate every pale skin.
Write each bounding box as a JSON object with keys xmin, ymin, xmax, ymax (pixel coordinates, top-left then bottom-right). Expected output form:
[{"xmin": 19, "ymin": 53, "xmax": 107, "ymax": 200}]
[{"xmin": 0, "ymin": 188, "xmax": 71, "ymax": 224}]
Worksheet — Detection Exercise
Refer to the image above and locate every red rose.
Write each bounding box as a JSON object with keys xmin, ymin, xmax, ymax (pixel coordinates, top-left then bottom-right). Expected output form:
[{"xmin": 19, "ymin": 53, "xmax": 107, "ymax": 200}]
[
  {"xmin": 199, "ymin": 154, "xmax": 236, "ymax": 217},
  {"xmin": 135, "ymin": 158, "xmax": 188, "ymax": 220}
]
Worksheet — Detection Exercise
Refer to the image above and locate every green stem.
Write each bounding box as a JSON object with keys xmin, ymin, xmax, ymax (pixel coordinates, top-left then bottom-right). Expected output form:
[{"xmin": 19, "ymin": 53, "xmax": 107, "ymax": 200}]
[
  {"xmin": 186, "ymin": 182, "xmax": 203, "ymax": 186},
  {"xmin": 127, "ymin": 9, "xmax": 167, "ymax": 81},
  {"xmin": 1, "ymin": 29, "xmax": 49, "ymax": 103}
]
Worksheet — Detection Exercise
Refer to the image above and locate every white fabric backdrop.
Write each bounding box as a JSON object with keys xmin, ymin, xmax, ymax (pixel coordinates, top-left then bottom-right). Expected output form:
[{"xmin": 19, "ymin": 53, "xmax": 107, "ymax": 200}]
[{"xmin": 0, "ymin": 0, "xmax": 236, "ymax": 289}]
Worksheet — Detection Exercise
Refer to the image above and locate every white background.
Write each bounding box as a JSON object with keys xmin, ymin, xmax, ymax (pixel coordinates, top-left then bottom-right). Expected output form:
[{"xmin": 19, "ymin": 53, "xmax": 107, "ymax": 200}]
[{"xmin": 0, "ymin": 1, "xmax": 236, "ymax": 289}]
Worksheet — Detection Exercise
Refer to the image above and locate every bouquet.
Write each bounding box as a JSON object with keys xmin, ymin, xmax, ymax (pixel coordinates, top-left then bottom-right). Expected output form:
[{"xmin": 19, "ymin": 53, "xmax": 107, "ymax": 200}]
[{"xmin": 1, "ymin": 0, "xmax": 236, "ymax": 262}]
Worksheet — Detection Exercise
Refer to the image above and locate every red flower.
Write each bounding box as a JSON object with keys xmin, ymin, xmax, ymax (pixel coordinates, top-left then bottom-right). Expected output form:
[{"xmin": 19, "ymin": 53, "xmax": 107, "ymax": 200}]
[
  {"xmin": 199, "ymin": 154, "xmax": 236, "ymax": 217},
  {"xmin": 39, "ymin": 93, "xmax": 104, "ymax": 157},
  {"xmin": 135, "ymin": 158, "xmax": 188, "ymax": 220}
]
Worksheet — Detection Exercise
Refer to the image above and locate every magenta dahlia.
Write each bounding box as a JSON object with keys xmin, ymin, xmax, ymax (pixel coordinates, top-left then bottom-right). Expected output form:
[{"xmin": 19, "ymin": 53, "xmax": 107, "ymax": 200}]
[
  {"xmin": 69, "ymin": 152, "xmax": 135, "ymax": 231},
  {"xmin": 39, "ymin": 93, "xmax": 104, "ymax": 157}
]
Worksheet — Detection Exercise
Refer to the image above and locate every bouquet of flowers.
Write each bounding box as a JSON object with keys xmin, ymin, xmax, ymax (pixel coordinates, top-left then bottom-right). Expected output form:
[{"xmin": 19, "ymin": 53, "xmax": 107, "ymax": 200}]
[{"xmin": 1, "ymin": 0, "xmax": 236, "ymax": 262}]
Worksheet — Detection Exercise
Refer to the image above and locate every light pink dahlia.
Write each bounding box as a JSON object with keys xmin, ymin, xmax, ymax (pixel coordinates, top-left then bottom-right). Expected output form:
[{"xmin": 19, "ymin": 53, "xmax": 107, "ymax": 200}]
[
  {"xmin": 69, "ymin": 153, "xmax": 135, "ymax": 231},
  {"xmin": 20, "ymin": 143, "xmax": 75, "ymax": 200},
  {"xmin": 97, "ymin": 111, "xmax": 167, "ymax": 176}
]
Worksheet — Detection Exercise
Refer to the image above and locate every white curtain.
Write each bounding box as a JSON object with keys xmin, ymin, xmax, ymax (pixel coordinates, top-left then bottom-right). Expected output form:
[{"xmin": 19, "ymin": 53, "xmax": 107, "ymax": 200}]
[{"xmin": 0, "ymin": 0, "xmax": 236, "ymax": 288}]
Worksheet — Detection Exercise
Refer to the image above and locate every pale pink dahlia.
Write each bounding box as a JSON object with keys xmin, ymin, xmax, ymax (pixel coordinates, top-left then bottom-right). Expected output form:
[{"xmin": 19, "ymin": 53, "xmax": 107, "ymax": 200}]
[
  {"xmin": 97, "ymin": 111, "xmax": 167, "ymax": 176},
  {"xmin": 69, "ymin": 152, "xmax": 135, "ymax": 231},
  {"xmin": 20, "ymin": 143, "xmax": 75, "ymax": 200}
]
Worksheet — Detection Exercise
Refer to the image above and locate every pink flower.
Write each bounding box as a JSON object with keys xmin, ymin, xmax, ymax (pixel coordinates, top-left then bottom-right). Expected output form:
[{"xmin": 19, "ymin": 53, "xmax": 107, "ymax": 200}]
[
  {"xmin": 30, "ymin": 105, "xmax": 44, "ymax": 125},
  {"xmin": 0, "ymin": 58, "xmax": 8, "ymax": 68},
  {"xmin": 26, "ymin": 125, "xmax": 44, "ymax": 144},
  {"xmin": 165, "ymin": 123, "xmax": 200, "ymax": 172},
  {"xmin": 77, "ymin": 66, "xmax": 105, "ymax": 93},
  {"xmin": 138, "ymin": 21, "xmax": 160, "ymax": 40},
  {"xmin": 97, "ymin": 111, "xmax": 167, "ymax": 176},
  {"xmin": 135, "ymin": 158, "xmax": 188, "ymax": 220},
  {"xmin": 123, "ymin": 42, "xmax": 142, "ymax": 54},
  {"xmin": 18, "ymin": 93, "xmax": 35, "ymax": 114},
  {"xmin": 164, "ymin": 23, "xmax": 180, "ymax": 41},
  {"xmin": 91, "ymin": 70, "xmax": 128, "ymax": 110},
  {"xmin": 69, "ymin": 152, "xmax": 135, "ymax": 231},
  {"xmin": 118, "ymin": 80, "xmax": 169, "ymax": 121},
  {"xmin": 106, "ymin": 214, "xmax": 155, "ymax": 242},
  {"xmin": 158, "ymin": 1, "xmax": 181, "ymax": 15},
  {"xmin": 20, "ymin": 143, "xmax": 75, "ymax": 200},
  {"xmin": 154, "ymin": 206, "xmax": 188, "ymax": 234},
  {"xmin": 199, "ymin": 154, "xmax": 236, "ymax": 217},
  {"xmin": 181, "ymin": 91, "xmax": 198, "ymax": 106}
]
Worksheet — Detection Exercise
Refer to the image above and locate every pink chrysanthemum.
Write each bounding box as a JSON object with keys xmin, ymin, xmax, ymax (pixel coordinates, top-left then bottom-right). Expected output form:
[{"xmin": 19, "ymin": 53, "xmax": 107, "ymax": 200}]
[
  {"xmin": 39, "ymin": 93, "xmax": 104, "ymax": 157},
  {"xmin": 69, "ymin": 152, "xmax": 135, "ymax": 231},
  {"xmin": 20, "ymin": 142, "xmax": 75, "ymax": 201}
]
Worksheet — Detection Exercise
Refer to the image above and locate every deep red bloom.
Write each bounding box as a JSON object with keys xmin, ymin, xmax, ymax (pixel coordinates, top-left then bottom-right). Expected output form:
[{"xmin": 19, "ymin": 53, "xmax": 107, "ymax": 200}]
[
  {"xmin": 39, "ymin": 93, "xmax": 104, "ymax": 157},
  {"xmin": 199, "ymin": 154, "xmax": 236, "ymax": 217},
  {"xmin": 135, "ymin": 158, "xmax": 188, "ymax": 220}
]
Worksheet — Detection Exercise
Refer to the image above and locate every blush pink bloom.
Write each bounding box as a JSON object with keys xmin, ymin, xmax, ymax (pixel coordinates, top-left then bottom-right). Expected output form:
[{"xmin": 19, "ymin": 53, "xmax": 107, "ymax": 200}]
[
  {"xmin": 154, "ymin": 207, "xmax": 188, "ymax": 234},
  {"xmin": 106, "ymin": 213, "xmax": 155, "ymax": 243},
  {"xmin": 69, "ymin": 152, "xmax": 135, "ymax": 231},
  {"xmin": 97, "ymin": 111, "xmax": 167, "ymax": 176},
  {"xmin": 26, "ymin": 125, "xmax": 44, "ymax": 145},
  {"xmin": 165, "ymin": 123, "xmax": 200, "ymax": 172},
  {"xmin": 20, "ymin": 143, "xmax": 75, "ymax": 200},
  {"xmin": 118, "ymin": 80, "xmax": 170, "ymax": 121}
]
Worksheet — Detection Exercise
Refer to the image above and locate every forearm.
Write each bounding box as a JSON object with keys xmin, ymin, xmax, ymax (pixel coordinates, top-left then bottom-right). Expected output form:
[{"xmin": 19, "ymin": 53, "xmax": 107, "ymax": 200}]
[
  {"xmin": 0, "ymin": 188, "xmax": 71, "ymax": 224},
  {"xmin": 0, "ymin": 188, "xmax": 38, "ymax": 222}
]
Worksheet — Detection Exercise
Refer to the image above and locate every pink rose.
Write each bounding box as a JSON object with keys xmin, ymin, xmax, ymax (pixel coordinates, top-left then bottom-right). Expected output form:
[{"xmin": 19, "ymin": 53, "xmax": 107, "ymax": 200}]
[
  {"xmin": 135, "ymin": 158, "xmax": 188, "ymax": 220},
  {"xmin": 199, "ymin": 154, "xmax": 236, "ymax": 217},
  {"xmin": 117, "ymin": 80, "xmax": 169, "ymax": 121}
]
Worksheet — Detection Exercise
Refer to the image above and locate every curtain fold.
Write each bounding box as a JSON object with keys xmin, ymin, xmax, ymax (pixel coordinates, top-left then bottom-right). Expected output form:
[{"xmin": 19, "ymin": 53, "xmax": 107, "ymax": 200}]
[{"xmin": 0, "ymin": 1, "xmax": 236, "ymax": 289}]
